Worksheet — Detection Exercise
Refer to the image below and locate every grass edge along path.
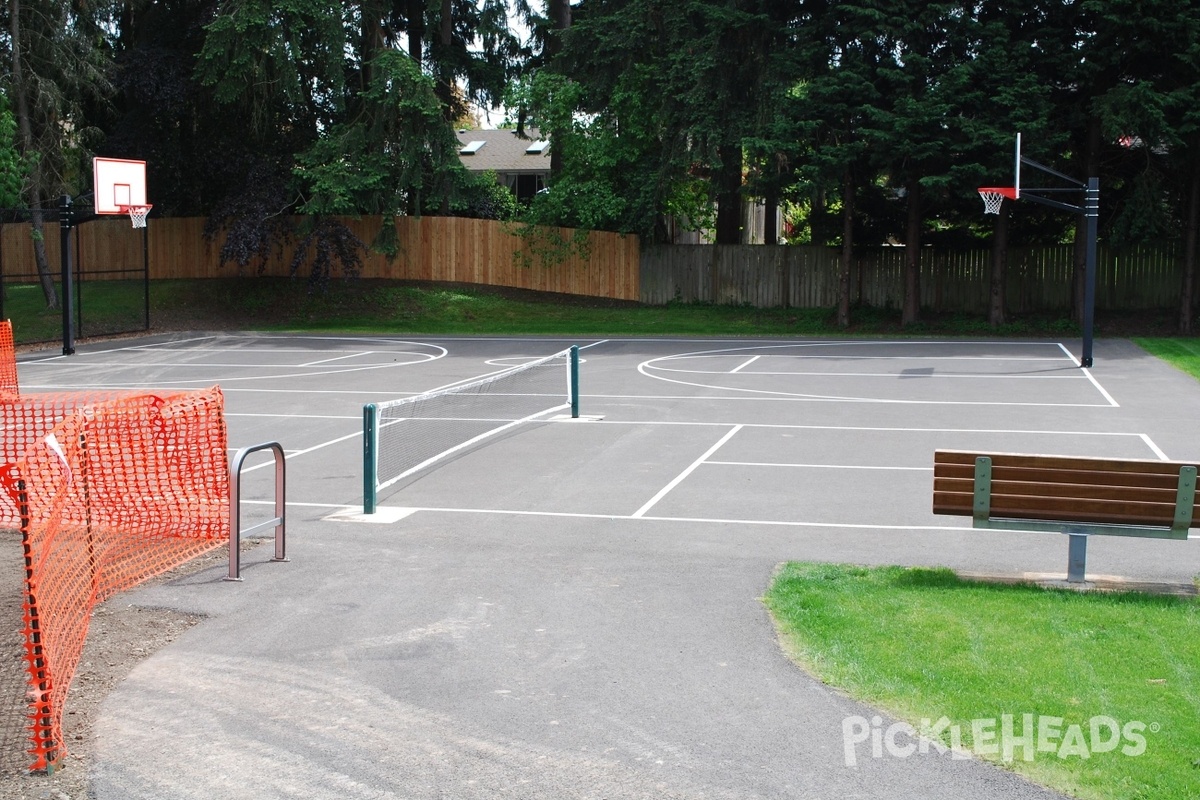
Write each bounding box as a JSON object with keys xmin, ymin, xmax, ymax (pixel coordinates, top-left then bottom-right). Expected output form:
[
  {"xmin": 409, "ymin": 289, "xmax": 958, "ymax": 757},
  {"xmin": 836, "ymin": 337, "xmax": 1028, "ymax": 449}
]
[{"xmin": 763, "ymin": 562, "xmax": 1200, "ymax": 800}]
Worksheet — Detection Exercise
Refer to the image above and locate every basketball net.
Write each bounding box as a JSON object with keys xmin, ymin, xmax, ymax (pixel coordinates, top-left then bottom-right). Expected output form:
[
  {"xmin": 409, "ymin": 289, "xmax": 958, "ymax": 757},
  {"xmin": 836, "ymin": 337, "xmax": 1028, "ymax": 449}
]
[
  {"xmin": 977, "ymin": 188, "xmax": 1016, "ymax": 215},
  {"xmin": 125, "ymin": 204, "xmax": 152, "ymax": 228}
]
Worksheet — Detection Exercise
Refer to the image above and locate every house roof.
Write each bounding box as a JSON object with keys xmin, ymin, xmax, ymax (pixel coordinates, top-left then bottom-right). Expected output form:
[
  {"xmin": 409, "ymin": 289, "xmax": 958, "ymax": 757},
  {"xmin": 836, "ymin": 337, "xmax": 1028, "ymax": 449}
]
[{"xmin": 455, "ymin": 128, "xmax": 550, "ymax": 174}]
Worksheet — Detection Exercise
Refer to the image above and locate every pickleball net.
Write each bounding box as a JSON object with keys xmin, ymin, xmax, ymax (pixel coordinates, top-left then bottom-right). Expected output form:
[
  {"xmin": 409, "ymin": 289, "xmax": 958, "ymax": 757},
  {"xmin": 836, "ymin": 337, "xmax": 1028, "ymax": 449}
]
[{"xmin": 363, "ymin": 346, "xmax": 579, "ymax": 512}]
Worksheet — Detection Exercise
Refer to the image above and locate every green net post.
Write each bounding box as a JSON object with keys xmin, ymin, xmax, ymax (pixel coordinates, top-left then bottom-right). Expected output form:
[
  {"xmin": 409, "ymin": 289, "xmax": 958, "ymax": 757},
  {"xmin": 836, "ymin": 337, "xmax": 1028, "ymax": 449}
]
[
  {"xmin": 570, "ymin": 346, "xmax": 580, "ymax": 418},
  {"xmin": 363, "ymin": 404, "xmax": 378, "ymax": 514}
]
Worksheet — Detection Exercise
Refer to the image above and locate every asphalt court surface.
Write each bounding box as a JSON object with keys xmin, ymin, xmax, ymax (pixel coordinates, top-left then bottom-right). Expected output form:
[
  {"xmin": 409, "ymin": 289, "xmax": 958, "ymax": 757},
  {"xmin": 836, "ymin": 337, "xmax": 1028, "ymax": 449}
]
[{"xmin": 13, "ymin": 332, "xmax": 1200, "ymax": 798}]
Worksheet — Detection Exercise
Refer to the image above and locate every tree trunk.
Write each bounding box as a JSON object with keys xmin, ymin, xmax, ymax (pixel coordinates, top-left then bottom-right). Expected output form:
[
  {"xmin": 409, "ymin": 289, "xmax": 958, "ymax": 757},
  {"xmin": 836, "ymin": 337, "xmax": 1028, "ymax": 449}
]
[
  {"xmin": 837, "ymin": 167, "xmax": 854, "ymax": 328},
  {"xmin": 763, "ymin": 185, "xmax": 778, "ymax": 245},
  {"xmin": 901, "ymin": 177, "xmax": 921, "ymax": 326},
  {"xmin": 989, "ymin": 199, "xmax": 1010, "ymax": 327},
  {"xmin": 715, "ymin": 145, "xmax": 743, "ymax": 245},
  {"xmin": 406, "ymin": 0, "xmax": 424, "ymax": 64},
  {"xmin": 546, "ymin": 0, "xmax": 570, "ymax": 179},
  {"xmin": 9, "ymin": 0, "xmax": 58, "ymax": 310},
  {"xmin": 437, "ymin": 0, "xmax": 452, "ymax": 214},
  {"xmin": 1180, "ymin": 157, "xmax": 1200, "ymax": 334},
  {"xmin": 810, "ymin": 188, "xmax": 827, "ymax": 244}
]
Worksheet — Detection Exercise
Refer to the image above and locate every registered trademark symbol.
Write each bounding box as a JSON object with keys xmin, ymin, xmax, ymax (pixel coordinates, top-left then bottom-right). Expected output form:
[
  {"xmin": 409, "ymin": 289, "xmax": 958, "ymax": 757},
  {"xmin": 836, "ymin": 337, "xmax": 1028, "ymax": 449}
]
[{"xmin": 1150, "ymin": 722, "xmax": 1161, "ymax": 733}]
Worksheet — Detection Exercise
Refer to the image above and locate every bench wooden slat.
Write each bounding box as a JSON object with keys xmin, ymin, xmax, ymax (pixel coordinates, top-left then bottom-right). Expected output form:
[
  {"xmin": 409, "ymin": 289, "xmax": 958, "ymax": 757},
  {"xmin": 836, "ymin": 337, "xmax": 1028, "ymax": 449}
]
[
  {"xmin": 934, "ymin": 449, "xmax": 1190, "ymax": 476},
  {"xmin": 934, "ymin": 462, "xmax": 1183, "ymax": 490},
  {"xmin": 933, "ymin": 491, "xmax": 1191, "ymax": 527},
  {"xmin": 933, "ymin": 476, "xmax": 1184, "ymax": 505}
]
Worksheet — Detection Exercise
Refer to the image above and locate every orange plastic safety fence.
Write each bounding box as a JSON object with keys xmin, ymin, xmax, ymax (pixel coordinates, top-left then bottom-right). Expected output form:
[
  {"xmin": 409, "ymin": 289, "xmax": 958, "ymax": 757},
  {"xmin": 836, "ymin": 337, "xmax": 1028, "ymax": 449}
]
[
  {"xmin": 0, "ymin": 321, "xmax": 17, "ymax": 395},
  {"xmin": 2, "ymin": 386, "xmax": 230, "ymax": 772},
  {"xmin": 0, "ymin": 391, "xmax": 142, "ymax": 528}
]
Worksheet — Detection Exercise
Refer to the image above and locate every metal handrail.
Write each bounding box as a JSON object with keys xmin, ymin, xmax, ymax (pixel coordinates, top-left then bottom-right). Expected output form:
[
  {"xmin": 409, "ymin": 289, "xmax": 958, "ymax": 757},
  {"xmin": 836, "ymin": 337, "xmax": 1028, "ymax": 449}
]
[{"xmin": 227, "ymin": 441, "xmax": 288, "ymax": 581}]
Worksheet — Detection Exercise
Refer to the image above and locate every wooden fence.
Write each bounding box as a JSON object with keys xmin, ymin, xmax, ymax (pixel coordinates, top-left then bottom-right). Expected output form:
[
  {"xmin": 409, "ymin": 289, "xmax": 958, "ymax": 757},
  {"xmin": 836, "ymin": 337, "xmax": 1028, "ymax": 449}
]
[
  {"xmin": 640, "ymin": 242, "xmax": 1185, "ymax": 312},
  {"xmin": 1, "ymin": 213, "xmax": 1188, "ymax": 313},
  {"xmin": 0, "ymin": 216, "xmax": 641, "ymax": 302}
]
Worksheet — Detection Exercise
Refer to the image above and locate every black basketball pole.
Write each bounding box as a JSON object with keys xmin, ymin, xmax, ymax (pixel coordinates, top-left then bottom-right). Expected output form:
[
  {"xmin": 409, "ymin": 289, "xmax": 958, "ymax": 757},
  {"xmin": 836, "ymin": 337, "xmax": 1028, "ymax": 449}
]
[
  {"xmin": 1014, "ymin": 140, "xmax": 1100, "ymax": 368},
  {"xmin": 1082, "ymin": 177, "xmax": 1099, "ymax": 368},
  {"xmin": 58, "ymin": 195, "xmax": 75, "ymax": 356}
]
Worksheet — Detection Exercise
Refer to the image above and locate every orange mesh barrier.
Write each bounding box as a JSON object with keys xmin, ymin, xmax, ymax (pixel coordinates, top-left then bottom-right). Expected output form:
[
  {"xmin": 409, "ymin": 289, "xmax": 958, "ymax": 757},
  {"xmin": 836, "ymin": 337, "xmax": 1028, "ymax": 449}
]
[
  {"xmin": 0, "ymin": 321, "xmax": 17, "ymax": 395},
  {"xmin": 0, "ymin": 390, "xmax": 140, "ymax": 528},
  {"xmin": 2, "ymin": 386, "xmax": 229, "ymax": 771}
]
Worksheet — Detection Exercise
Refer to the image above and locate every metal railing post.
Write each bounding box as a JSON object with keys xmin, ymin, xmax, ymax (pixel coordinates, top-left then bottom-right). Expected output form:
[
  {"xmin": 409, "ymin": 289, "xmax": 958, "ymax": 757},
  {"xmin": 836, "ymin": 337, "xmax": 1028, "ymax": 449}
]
[{"xmin": 228, "ymin": 441, "xmax": 288, "ymax": 581}]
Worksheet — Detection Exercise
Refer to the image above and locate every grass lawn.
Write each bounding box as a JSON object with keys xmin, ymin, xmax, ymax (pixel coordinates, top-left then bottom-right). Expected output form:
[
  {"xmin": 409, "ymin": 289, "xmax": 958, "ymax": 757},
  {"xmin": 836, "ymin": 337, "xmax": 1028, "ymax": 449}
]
[
  {"xmin": 3, "ymin": 280, "xmax": 148, "ymax": 343},
  {"xmin": 140, "ymin": 278, "xmax": 1084, "ymax": 338},
  {"xmin": 764, "ymin": 563, "xmax": 1200, "ymax": 800},
  {"xmin": 9, "ymin": 277, "xmax": 1096, "ymax": 345},
  {"xmin": 1133, "ymin": 338, "xmax": 1200, "ymax": 381}
]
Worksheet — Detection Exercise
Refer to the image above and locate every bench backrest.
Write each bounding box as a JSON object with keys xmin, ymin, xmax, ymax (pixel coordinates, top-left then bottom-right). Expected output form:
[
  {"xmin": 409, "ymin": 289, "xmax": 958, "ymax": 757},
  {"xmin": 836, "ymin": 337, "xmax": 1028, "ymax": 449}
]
[{"xmin": 933, "ymin": 449, "xmax": 1200, "ymax": 528}]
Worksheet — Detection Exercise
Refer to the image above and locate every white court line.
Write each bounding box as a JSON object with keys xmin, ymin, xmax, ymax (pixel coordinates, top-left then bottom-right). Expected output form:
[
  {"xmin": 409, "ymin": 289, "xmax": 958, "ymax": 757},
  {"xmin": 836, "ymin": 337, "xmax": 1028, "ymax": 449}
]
[
  {"xmin": 245, "ymin": 500, "xmax": 356, "ymax": 509},
  {"xmin": 12, "ymin": 362, "xmax": 432, "ymax": 388},
  {"xmin": 248, "ymin": 499, "xmax": 970, "ymax": 531},
  {"xmin": 563, "ymin": 418, "xmax": 1152, "ymax": 436},
  {"xmin": 227, "ymin": 412, "xmax": 361, "ymax": 420},
  {"xmin": 649, "ymin": 367, "xmax": 1085, "ymax": 379},
  {"xmin": 620, "ymin": 385, "xmax": 1112, "ymax": 408},
  {"xmin": 300, "ymin": 352, "xmax": 378, "ymax": 367},
  {"xmin": 707, "ymin": 461, "xmax": 932, "ymax": 471},
  {"xmin": 1056, "ymin": 343, "xmax": 1119, "ymax": 407},
  {"xmin": 121, "ymin": 334, "xmax": 444, "ymax": 348},
  {"xmin": 729, "ymin": 356, "xmax": 760, "ymax": 373},
  {"xmin": 21, "ymin": 361, "xmax": 420, "ymax": 370},
  {"xmin": 17, "ymin": 335, "xmax": 215, "ymax": 362},
  {"xmin": 662, "ymin": 354, "xmax": 1071, "ymax": 362},
  {"xmin": 250, "ymin": 501, "xmax": 1199, "ymax": 540},
  {"xmin": 238, "ymin": 429, "xmax": 362, "ymax": 473},
  {"xmin": 115, "ymin": 346, "xmax": 436, "ymax": 354},
  {"xmin": 632, "ymin": 425, "xmax": 742, "ymax": 518},
  {"xmin": 1082, "ymin": 369, "xmax": 1119, "ymax": 406},
  {"xmin": 1140, "ymin": 434, "xmax": 1169, "ymax": 461},
  {"xmin": 17, "ymin": 384, "xmax": 446, "ymax": 397},
  {"xmin": 637, "ymin": 340, "xmax": 1107, "ymax": 406}
]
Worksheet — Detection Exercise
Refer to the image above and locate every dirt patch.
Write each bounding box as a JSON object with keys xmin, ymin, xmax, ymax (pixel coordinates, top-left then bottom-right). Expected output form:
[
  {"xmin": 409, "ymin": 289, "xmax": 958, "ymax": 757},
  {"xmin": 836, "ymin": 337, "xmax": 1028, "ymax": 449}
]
[{"xmin": 0, "ymin": 538, "xmax": 240, "ymax": 800}]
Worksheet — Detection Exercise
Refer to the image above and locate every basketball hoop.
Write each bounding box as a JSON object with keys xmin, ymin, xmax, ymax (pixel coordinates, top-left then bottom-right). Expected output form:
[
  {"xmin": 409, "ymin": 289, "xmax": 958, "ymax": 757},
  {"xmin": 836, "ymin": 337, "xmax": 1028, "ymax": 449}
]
[
  {"xmin": 977, "ymin": 187, "xmax": 1017, "ymax": 215},
  {"xmin": 121, "ymin": 204, "xmax": 152, "ymax": 229}
]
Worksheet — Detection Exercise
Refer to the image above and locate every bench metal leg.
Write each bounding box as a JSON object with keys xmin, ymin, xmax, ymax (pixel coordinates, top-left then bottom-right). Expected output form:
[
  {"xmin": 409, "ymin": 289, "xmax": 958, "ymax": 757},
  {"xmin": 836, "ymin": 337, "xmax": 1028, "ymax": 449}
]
[{"xmin": 1066, "ymin": 533, "xmax": 1088, "ymax": 583}]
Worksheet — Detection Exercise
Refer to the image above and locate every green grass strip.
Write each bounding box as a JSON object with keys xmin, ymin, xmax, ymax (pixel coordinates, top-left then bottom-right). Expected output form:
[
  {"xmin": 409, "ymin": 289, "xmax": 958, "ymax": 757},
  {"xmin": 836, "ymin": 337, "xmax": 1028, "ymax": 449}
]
[
  {"xmin": 764, "ymin": 562, "xmax": 1200, "ymax": 800},
  {"xmin": 1134, "ymin": 338, "xmax": 1200, "ymax": 382}
]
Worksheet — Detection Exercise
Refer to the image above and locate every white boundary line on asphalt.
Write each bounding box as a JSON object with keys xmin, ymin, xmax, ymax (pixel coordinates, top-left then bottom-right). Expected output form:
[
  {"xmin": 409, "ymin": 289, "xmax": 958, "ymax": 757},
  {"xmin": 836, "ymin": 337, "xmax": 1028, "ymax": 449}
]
[{"xmin": 632, "ymin": 424, "xmax": 743, "ymax": 518}]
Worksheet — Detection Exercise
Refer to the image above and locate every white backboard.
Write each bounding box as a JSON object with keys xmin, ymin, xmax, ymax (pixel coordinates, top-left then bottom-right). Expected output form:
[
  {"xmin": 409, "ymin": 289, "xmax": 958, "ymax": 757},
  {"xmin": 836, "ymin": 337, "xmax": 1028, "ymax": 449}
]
[{"xmin": 93, "ymin": 157, "xmax": 147, "ymax": 214}]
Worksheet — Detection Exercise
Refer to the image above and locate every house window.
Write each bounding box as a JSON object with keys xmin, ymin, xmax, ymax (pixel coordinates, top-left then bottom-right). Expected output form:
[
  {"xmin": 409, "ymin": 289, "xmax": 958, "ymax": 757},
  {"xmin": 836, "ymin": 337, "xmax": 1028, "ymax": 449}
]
[{"xmin": 509, "ymin": 174, "xmax": 545, "ymax": 204}]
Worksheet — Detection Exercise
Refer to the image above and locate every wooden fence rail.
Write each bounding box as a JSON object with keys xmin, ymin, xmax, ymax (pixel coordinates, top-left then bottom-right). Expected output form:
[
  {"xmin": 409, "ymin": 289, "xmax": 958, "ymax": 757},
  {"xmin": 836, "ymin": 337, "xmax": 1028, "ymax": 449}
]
[{"xmin": 640, "ymin": 242, "xmax": 1185, "ymax": 312}]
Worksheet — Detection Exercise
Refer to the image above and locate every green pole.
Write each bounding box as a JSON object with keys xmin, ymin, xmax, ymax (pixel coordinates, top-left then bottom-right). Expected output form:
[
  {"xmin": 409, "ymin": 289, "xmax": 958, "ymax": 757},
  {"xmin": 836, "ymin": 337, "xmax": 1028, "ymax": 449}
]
[
  {"xmin": 363, "ymin": 404, "xmax": 377, "ymax": 514},
  {"xmin": 570, "ymin": 346, "xmax": 579, "ymax": 418}
]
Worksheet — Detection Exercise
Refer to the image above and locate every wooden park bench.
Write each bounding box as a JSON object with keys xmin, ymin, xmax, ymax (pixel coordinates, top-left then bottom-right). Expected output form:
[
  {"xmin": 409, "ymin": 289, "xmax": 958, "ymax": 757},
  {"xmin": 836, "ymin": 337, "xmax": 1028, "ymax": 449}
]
[{"xmin": 932, "ymin": 450, "xmax": 1197, "ymax": 583}]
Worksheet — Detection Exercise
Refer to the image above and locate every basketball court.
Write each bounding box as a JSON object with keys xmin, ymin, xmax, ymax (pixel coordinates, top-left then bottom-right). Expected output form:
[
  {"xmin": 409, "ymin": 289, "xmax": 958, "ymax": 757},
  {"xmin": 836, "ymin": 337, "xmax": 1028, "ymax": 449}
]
[{"xmin": 12, "ymin": 331, "xmax": 1200, "ymax": 798}]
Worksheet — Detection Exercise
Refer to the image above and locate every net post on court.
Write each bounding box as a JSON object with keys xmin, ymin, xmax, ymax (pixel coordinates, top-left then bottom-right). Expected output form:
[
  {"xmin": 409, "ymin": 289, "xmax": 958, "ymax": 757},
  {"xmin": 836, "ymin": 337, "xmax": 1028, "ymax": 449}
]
[{"xmin": 363, "ymin": 345, "xmax": 580, "ymax": 514}]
